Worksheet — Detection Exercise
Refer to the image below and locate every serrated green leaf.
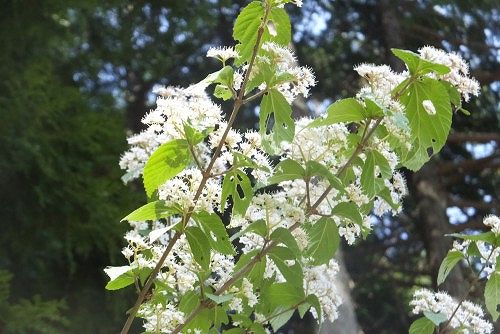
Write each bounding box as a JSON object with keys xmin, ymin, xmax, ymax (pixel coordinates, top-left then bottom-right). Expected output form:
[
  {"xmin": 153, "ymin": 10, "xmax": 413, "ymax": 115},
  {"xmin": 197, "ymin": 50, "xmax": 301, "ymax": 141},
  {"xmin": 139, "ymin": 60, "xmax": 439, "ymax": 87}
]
[
  {"xmin": 361, "ymin": 151, "xmax": 375, "ymax": 197},
  {"xmin": 233, "ymin": 2, "xmax": 264, "ymax": 65},
  {"xmin": 267, "ymin": 283, "xmax": 305, "ymax": 308},
  {"xmin": 437, "ymin": 250, "xmax": 464, "ymax": 285},
  {"xmin": 423, "ymin": 311, "xmax": 447, "ymax": 326},
  {"xmin": 143, "ymin": 139, "xmax": 190, "ymax": 196},
  {"xmin": 447, "ymin": 232, "xmax": 496, "ymax": 245},
  {"xmin": 263, "ymin": 7, "xmax": 291, "ymax": 46},
  {"xmin": 104, "ymin": 266, "xmax": 134, "ymax": 290},
  {"xmin": 269, "ymin": 307, "xmax": 295, "ymax": 332},
  {"xmin": 179, "ymin": 290, "xmax": 200, "ymax": 314},
  {"xmin": 306, "ymin": 217, "xmax": 340, "ymax": 265},
  {"xmin": 260, "ymin": 89, "xmax": 295, "ymax": 145},
  {"xmin": 332, "ymin": 202, "xmax": 363, "ymax": 226},
  {"xmin": 270, "ymin": 227, "xmax": 300, "ymax": 256},
  {"xmin": 185, "ymin": 226, "xmax": 211, "ymax": 270},
  {"xmin": 309, "ymin": 98, "xmax": 366, "ymax": 127},
  {"xmin": 205, "ymin": 293, "xmax": 234, "ymax": 305},
  {"xmin": 267, "ymin": 159, "xmax": 305, "ymax": 185},
  {"xmin": 305, "ymin": 161, "xmax": 345, "ymax": 194},
  {"xmin": 400, "ymin": 77, "xmax": 452, "ymax": 171},
  {"xmin": 183, "ymin": 123, "xmax": 212, "ymax": 145},
  {"xmin": 409, "ymin": 317, "xmax": 436, "ymax": 334},
  {"xmin": 392, "ymin": 48, "xmax": 450, "ymax": 76},
  {"xmin": 485, "ymin": 272, "xmax": 500, "ymax": 321},
  {"xmin": 364, "ymin": 98, "xmax": 385, "ymax": 118},
  {"xmin": 221, "ymin": 170, "xmax": 253, "ymax": 216},
  {"xmin": 193, "ymin": 211, "xmax": 235, "ymax": 255},
  {"xmin": 214, "ymin": 84, "xmax": 233, "ymax": 100},
  {"xmin": 269, "ymin": 246, "xmax": 303, "ymax": 287},
  {"xmin": 121, "ymin": 200, "xmax": 179, "ymax": 222}
]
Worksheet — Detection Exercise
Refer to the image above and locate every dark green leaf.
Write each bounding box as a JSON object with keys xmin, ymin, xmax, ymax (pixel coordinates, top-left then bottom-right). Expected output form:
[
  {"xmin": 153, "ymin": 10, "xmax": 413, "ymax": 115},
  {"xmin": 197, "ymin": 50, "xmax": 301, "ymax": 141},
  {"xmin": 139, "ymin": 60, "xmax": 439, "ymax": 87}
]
[
  {"xmin": 267, "ymin": 159, "xmax": 305, "ymax": 185},
  {"xmin": 185, "ymin": 226, "xmax": 211, "ymax": 270},
  {"xmin": 221, "ymin": 170, "xmax": 253, "ymax": 216},
  {"xmin": 269, "ymin": 246, "xmax": 303, "ymax": 287}
]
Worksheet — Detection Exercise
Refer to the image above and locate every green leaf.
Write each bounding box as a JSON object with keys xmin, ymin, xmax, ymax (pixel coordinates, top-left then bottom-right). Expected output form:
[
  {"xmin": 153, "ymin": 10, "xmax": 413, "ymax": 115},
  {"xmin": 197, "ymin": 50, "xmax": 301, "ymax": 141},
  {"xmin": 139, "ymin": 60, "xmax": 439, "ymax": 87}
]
[
  {"xmin": 184, "ymin": 124, "xmax": 212, "ymax": 150},
  {"xmin": 193, "ymin": 211, "xmax": 235, "ymax": 255},
  {"xmin": 485, "ymin": 272, "xmax": 500, "ymax": 321},
  {"xmin": 214, "ymin": 84, "xmax": 233, "ymax": 101},
  {"xmin": 392, "ymin": 49, "xmax": 450, "ymax": 76},
  {"xmin": 263, "ymin": 7, "xmax": 291, "ymax": 46},
  {"xmin": 306, "ymin": 217, "xmax": 340, "ymax": 265},
  {"xmin": 423, "ymin": 311, "xmax": 447, "ymax": 326},
  {"xmin": 332, "ymin": 202, "xmax": 363, "ymax": 226},
  {"xmin": 309, "ymin": 98, "xmax": 366, "ymax": 127},
  {"xmin": 267, "ymin": 283, "xmax": 305, "ymax": 308},
  {"xmin": 179, "ymin": 290, "xmax": 200, "ymax": 315},
  {"xmin": 400, "ymin": 77, "xmax": 452, "ymax": 171},
  {"xmin": 409, "ymin": 317, "xmax": 436, "ymax": 334},
  {"xmin": 446, "ymin": 232, "xmax": 496, "ymax": 245},
  {"xmin": 305, "ymin": 161, "xmax": 345, "ymax": 193},
  {"xmin": 437, "ymin": 250, "xmax": 464, "ymax": 286},
  {"xmin": 233, "ymin": 2, "xmax": 264, "ymax": 65},
  {"xmin": 205, "ymin": 293, "xmax": 234, "ymax": 305},
  {"xmin": 121, "ymin": 200, "xmax": 179, "ymax": 222},
  {"xmin": 221, "ymin": 170, "xmax": 253, "ymax": 216},
  {"xmin": 306, "ymin": 294, "xmax": 322, "ymax": 322},
  {"xmin": 361, "ymin": 151, "xmax": 375, "ymax": 197},
  {"xmin": 104, "ymin": 266, "xmax": 134, "ymax": 291},
  {"xmin": 269, "ymin": 307, "xmax": 295, "ymax": 332},
  {"xmin": 270, "ymin": 227, "xmax": 300, "ymax": 256},
  {"xmin": 364, "ymin": 98, "xmax": 385, "ymax": 118},
  {"xmin": 143, "ymin": 139, "xmax": 190, "ymax": 196},
  {"xmin": 267, "ymin": 159, "xmax": 305, "ymax": 185},
  {"xmin": 260, "ymin": 89, "xmax": 295, "ymax": 145},
  {"xmin": 268, "ymin": 246, "xmax": 303, "ymax": 287},
  {"xmin": 185, "ymin": 226, "xmax": 211, "ymax": 270}
]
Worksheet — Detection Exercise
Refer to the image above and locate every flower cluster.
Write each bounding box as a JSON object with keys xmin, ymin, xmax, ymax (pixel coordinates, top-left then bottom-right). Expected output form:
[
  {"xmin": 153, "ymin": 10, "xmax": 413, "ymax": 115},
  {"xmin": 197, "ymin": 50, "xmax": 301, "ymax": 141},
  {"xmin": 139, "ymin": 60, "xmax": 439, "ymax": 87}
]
[
  {"xmin": 410, "ymin": 289, "xmax": 493, "ymax": 334},
  {"xmin": 418, "ymin": 46, "xmax": 480, "ymax": 101}
]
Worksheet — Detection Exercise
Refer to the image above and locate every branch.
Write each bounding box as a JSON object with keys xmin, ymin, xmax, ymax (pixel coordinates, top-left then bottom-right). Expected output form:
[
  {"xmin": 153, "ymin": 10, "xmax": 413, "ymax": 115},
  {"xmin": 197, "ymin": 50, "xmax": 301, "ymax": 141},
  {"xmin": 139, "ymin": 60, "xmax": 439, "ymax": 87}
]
[{"xmin": 121, "ymin": 3, "xmax": 271, "ymax": 332}]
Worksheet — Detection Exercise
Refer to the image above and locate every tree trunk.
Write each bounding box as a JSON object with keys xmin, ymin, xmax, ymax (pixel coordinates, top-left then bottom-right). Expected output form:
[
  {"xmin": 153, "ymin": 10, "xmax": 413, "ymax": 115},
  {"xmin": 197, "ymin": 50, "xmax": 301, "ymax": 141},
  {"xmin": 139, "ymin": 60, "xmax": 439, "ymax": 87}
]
[{"xmin": 413, "ymin": 160, "xmax": 468, "ymax": 297}]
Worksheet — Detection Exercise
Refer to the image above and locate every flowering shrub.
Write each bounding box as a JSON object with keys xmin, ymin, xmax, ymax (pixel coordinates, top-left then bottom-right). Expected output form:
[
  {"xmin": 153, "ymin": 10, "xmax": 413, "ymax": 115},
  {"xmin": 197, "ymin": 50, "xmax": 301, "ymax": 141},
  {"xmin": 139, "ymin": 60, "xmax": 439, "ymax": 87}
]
[{"xmin": 104, "ymin": 1, "xmax": 495, "ymax": 333}]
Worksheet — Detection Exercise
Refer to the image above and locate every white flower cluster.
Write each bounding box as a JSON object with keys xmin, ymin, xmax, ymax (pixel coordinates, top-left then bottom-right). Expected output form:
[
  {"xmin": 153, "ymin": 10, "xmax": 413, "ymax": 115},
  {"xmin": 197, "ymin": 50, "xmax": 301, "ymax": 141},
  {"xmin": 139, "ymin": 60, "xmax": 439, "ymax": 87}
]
[
  {"xmin": 260, "ymin": 42, "xmax": 316, "ymax": 103},
  {"xmin": 119, "ymin": 85, "xmax": 223, "ymax": 183},
  {"xmin": 418, "ymin": 46, "xmax": 480, "ymax": 102},
  {"xmin": 483, "ymin": 214, "xmax": 500, "ymax": 235},
  {"xmin": 410, "ymin": 289, "xmax": 493, "ymax": 334},
  {"xmin": 206, "ymin": 46, "xmax": 239, "ymax": 63},
  {"xmin": 451, "ymin": 215, "xmax": 500, "ymax": 278},
  {"xmin": 304, "ymin": 259, "xmax": 343, "ymax": 322}
]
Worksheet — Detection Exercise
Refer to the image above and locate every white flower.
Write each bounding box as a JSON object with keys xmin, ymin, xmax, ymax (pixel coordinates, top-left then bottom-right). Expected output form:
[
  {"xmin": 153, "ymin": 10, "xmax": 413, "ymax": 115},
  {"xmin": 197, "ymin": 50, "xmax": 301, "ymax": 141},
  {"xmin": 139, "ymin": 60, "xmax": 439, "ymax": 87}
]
[
  {"xmin": 410, "ymin": 289, "xmax": 492, "ymax": 334},
  {"xmin": 422, "ymin": 100, "xmax": 436, "ymax": 115},
  {"xmin": 483, "ymin": 214, "xmax": 500, "ymax": 235},
  {"xmin": 206, "ymin": 46, "xmax": 239, "ymax": 62}
]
